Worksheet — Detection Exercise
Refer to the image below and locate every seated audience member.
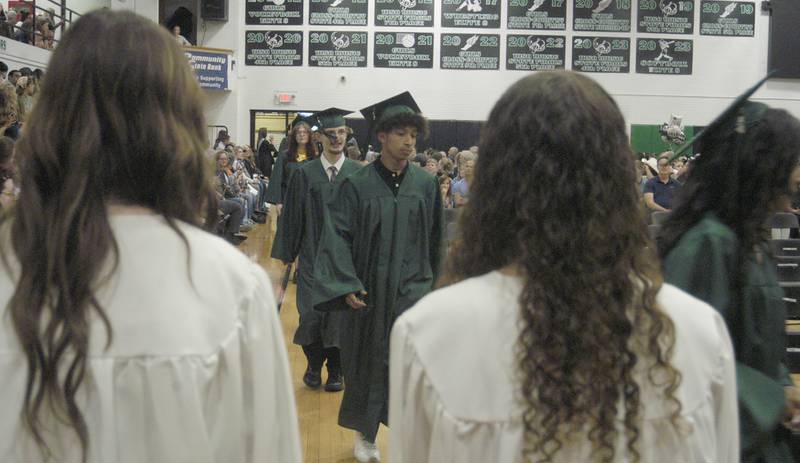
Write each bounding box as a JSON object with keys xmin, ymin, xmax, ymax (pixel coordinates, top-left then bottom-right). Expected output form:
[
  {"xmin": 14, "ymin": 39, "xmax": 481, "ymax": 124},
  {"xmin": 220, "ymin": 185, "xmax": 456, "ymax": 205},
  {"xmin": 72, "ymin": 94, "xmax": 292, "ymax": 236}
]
[
  {"xmin": 452, "ymin": 151, "xmax": 475, "ymax": 207},
  {"xmin": 346, "ymin": 145, "xmax": 364, "ymax": 164},
  {"xmin": 389, "ymin": 71, "xmax": 737, "ymax": 463},
  {"xmin": 0, "ymin": 10, "xmax": 300, "ymax": 463},
  {"xmin": 15, "ymin": 76, "xmax": 35, "ymax": 123},
  {"xmin": 216, "ymin": 150, "xmax": 255, "ymax": 228},
  {"xmin": 213, "ymin": 129, "xmax": 230, "ymax": 150},
  {"xmin": 0, "ymin": 83, "xmax": 19, "ymax": 139},
  {"xmin": 659, "ymin": 80, "xmax": 800, "ymax": 461},
  {"xmin": 0, "ymin": 136, "xmax": 14, "ymax": 210},
  {"xmin": 447, "ymin": 146, "xmax": 458, "ymax": 162},
  {"xmin": 438, "ymin": 174, "xmax": 454, "ymax": 209},
  {"xmin": 643, "ymin": 153, "xmax": 681, "ymax": 212},
  {"xmin": 0, "ymin": 12, "xmax": 14, "ymax": 39},
  {"xmin": 364, "ymin": 144, "xmax": 379, "ymax": 163},
  {"xmin": 424, "ymin": 158, "xmax": 438, "ymax": 175},
  {"xmin": 439, "ymin": 157, "xmax": 454, "ymax": 179},
  {"xmin": 469, "ymin": 145, "xmax": 478, "ymax": 155}
]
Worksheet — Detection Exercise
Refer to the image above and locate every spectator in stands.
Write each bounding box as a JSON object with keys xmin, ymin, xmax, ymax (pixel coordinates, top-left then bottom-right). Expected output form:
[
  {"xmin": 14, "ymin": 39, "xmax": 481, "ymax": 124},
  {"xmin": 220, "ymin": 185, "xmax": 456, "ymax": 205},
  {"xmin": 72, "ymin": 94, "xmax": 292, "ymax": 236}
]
[
  {"xmin": 44, "ymin": 8, "xmax": 61, "ymax": 48},
  {"xmin": 171, "ymin": 24, "xmax": 191, "ymax": 46},
  {"xmin": 390, "ymin": 71, "xmax": 737, "ymax": 463},
  {"xmin": 0, "ymin": 11, "xmax": 15, "ymax": 38},
  {"xmin": 424, "ymin": 158, "xmax": 438, "ymax": 175},
  {"xmin": 673, "ymin": 157, "xmax": 690, "ymax": 183},
  {"xmin": 364, "ymin": 144, "xmax": 379, "ymax": 163},
  {"xmin": 447, "ymin": 146, "xmax": 458, "ymax": 162},
  {"xmin": 216, "ymin": 150, "xmax": 253, "ymax": 230},
  {"xmin": 15, "ymin": 75, "xmax": 35, "ymax": 122},
  {"xmin": 13, "ymin": 11, "xmax": 32, "ymax": 44},
  {"xmin": 34, "ymin": 15, "xmax": 50, "ymax": 49},
  {"xmin": 7, "ymin": 69, "xmax": 20, "ymax": 87},
  {"xmin": 0, "ymin": 81, "xmax": 19, "ymax": 139},
  {"xmin": 438, "ymin": 175, "xmax": 454, "ymax": 209},
  {"xmin": 0, "ymin": 3, "xmax": 6, "ymax": 23},
  {"xmin": 469, "ymin": 145, "xmax": 479, "ymax": 155},
  {"xmin": 452, "ymin": 151, "xmax": 475, "ymax": 207},
  {"xmin": 643, "ymin": 153, "xmax": 681, "ymax": 212},
  {"xmin": 439, "ymin": 157, "xmax": 454, "ymax": 179},
  {"xmin": 0, "ymin": 62, "xmax": 6, "ymax": 83},
  {"xmin": 0, "ymin": 10, "xmax": 301, "ymax": 462},
  {"xmin": 346, "ymin": 144, "xmax": 363, "ymax": 163},
  {"xmin": 0, "ymin": 136, "xmax": 15, "ymax": 211},
  {"xmin": 659, "ymin": 90, "xmax": 800, "ymax": 462},
  {"xmin": 239, "ymin": 144, "xmax": 269, "ymax": 217},
  {"xmin": 213, "ymin": 129, "xmax": 229, "ymax": 150}
]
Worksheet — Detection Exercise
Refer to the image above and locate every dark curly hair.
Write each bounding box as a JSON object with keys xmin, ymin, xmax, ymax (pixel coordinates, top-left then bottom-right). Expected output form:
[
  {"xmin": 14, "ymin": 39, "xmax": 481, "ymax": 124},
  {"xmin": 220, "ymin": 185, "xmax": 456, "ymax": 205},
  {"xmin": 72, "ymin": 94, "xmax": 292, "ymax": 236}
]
[
  {"xmin": 440, "ymin": 71, "xmax": 682, "ymax": 462},
  {"xmin": 375, "ymin": 111, "xmax": 429, "ymax": 139},
  {"xmin": 657, "ymin": 105, "xmax": 800, "ymax": 353}
]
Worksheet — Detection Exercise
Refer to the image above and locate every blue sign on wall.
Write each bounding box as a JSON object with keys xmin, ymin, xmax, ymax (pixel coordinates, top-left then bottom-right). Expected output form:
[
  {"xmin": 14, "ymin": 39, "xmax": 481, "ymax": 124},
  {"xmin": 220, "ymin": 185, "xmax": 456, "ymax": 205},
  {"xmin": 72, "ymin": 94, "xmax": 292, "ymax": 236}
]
[{"xmin": 185, "ymin": 49, "xmax": 230, "ymax": 91}]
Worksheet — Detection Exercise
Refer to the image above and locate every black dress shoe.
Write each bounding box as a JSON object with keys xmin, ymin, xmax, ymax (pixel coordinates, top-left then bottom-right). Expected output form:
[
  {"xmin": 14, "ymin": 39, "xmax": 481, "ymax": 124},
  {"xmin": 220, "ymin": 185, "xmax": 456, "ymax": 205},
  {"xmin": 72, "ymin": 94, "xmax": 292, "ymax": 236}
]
[
  {"xmin": 325, "ymin": 372, "xmax": 344, "ymax": 392},
  {"xmin": 303, "ymin": 368, "xmax": 322, "ymax": 389},
  {"xmin": 251, "ymin": 214, "xmax": 266, "ymax": 224}
]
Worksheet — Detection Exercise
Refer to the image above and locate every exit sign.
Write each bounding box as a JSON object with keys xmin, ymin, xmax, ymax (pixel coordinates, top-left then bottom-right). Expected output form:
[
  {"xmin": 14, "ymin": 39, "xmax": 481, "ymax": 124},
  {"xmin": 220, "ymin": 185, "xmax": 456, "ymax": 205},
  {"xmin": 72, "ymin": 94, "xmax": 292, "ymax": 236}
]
[{"xmin": 274, "ymin": 92, "xmax": 296, "ymax": 105}]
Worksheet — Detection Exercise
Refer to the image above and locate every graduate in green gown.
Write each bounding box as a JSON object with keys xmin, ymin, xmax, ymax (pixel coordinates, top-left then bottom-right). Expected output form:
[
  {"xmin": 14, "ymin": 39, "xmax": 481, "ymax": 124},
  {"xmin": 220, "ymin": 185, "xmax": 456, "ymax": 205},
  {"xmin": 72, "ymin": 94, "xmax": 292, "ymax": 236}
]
[
  {"xmin": 658, "ymin": 76, "xmax": 800, "ymax": 462},
  {"xmin": 271, "ymin": 108, "xmax": 363, "ymax": 392},
  {"xmin": 312, "ymin": 92, "xmax": 443, "ymax": 462},
  {"xmin": 265, "ymin": 114, "xmax": 318, "ymax": 211}
]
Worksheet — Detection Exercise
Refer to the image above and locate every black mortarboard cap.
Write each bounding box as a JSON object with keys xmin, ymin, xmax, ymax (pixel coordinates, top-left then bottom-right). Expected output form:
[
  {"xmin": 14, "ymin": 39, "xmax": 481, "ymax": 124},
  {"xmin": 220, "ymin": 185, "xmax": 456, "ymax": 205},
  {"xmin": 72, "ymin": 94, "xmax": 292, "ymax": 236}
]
[
  {"xmin": 312, "ymin": 107, "xmax": 353, "ymax": 130},
  {"xmin": 290, "ymin": 112, "xmax": 315, "ymax": 130},
  {"xmin": 668, "ymin": 72, "xmax": 774, "ymax": 162},
  {"xmin": 359, "ymin": 91, "xmax": 422, "ymax": 131}
]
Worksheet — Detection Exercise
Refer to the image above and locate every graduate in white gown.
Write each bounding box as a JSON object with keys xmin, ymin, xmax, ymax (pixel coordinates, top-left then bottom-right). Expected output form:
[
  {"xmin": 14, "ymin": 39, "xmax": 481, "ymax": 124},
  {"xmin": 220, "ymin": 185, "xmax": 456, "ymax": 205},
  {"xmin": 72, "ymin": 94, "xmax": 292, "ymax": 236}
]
[
  {"xmin": 389, "ymin": 71, "xmax": 739, "ymax": 463},
  {"xmin": 0, "ymin": 10, "xmax": 301, "ymax": 463}
]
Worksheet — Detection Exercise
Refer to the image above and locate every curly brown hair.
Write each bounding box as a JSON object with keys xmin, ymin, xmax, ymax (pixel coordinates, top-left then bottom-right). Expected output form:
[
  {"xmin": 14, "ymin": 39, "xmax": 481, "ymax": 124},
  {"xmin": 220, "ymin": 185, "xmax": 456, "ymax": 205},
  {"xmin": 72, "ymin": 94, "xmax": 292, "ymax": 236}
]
[{"xmin": 440, "ymin": 71, "xmax": 683, "ymax": 462}]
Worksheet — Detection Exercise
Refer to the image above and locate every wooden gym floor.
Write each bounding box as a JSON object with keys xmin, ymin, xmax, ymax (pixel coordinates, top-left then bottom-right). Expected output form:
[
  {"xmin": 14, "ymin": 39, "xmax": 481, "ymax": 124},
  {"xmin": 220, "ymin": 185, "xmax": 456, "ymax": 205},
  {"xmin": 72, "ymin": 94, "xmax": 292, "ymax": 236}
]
[{"xmin": 239, "ymin": 219, "xmax": 390, "ymax": 463}]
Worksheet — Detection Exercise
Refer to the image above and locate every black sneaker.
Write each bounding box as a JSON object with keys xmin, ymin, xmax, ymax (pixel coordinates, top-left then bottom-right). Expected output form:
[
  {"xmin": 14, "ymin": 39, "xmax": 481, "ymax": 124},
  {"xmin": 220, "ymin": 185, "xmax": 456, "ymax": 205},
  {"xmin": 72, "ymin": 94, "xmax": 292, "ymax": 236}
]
[
  {"xmin": 325, "ymin": 372, "xmax": 344, "ymax": 392},
  {"xmin": 303, "ymin": 367, "xmax": 322, "ymax": 389}
]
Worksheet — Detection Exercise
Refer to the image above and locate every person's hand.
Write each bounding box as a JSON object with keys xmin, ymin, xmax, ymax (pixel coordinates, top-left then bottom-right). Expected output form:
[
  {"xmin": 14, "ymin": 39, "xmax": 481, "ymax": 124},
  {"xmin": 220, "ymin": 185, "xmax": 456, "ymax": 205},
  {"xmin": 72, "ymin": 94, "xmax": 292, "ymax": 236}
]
[
  {"xmin": 276, "ymin": 204, "xmax": 283, "ymax": 216},
  {"xmin": 345, "ymin": 290, "xmax": 368, "ymax": 310},
  {"xmin": 783, "ymin": 386, "xmax": 800, "ymax": 431}
]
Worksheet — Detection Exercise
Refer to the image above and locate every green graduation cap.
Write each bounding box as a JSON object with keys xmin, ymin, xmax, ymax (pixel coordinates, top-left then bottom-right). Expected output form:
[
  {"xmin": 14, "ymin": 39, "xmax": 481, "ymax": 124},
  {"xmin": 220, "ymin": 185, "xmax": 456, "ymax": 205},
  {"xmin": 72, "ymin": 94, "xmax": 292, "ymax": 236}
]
[
  {"xmin": 668, "ymin": 72, "xmax": 775, "ymax": 163},
  {"xmin": 312, "ymin": 107, "xmax": 353, "ymax": 131},
  {"xmin": 359, "ymin": 91, "xmax": 422, "ymax": 131}
]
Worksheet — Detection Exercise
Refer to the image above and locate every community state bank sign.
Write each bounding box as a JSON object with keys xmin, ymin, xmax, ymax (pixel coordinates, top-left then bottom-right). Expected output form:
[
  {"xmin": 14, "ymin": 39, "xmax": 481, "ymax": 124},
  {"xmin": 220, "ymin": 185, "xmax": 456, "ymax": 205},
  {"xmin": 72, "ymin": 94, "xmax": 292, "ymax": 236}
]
[{"xmin": 184, "ymin": 47, "xmax": 233, "ymax": 91}]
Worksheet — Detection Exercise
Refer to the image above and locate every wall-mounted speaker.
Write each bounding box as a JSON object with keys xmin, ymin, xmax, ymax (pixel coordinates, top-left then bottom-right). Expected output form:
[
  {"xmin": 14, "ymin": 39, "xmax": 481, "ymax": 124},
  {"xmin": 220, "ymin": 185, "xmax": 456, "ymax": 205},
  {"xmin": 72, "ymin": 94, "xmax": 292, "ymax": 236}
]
[{"xmin": 201, "ymin": 0, "xmax": 228, "ymax": 21}]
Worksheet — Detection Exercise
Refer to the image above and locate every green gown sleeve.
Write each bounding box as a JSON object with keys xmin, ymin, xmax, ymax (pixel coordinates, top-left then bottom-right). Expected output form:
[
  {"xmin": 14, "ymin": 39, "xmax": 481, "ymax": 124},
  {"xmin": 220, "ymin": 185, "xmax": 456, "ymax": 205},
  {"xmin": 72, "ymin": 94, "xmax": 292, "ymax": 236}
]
[
  {"xmin": 663, "ymin": 229, "xmax": 786, "ymax": 457},
  {"xmin": 265, "ymin": 153, "xmax": 285, "ymax": 204},
  {"xmin": 312, "ymin": 179, "xmax": 365, "ymax": 312},
  {"xmin": 270, "ymin": 168, "xmax": 306, "ymax": 264}
]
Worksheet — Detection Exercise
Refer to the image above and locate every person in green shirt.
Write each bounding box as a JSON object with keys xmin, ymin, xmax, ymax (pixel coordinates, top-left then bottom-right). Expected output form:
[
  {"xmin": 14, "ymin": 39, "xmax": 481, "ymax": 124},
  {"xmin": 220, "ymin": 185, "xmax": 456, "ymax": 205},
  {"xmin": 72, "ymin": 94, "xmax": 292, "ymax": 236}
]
[
  {"xmin": 312, "ymin": 92, "xmax": 443, "ymax": 463},
  {"xmin": 271, "ymin": 108, "xmax": 362, "ymax": 392},
  {"xmin": 659, "ymin": 76, "xmax": 800, "ymax": 462}
]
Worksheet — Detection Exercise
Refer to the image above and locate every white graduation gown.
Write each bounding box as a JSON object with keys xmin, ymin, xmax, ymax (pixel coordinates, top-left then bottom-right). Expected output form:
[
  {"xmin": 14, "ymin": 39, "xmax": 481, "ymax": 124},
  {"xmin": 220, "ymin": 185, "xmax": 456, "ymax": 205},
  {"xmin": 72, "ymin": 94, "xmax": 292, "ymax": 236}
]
[
  {"xmin": 0, "ymin": 214, "xmax": 302, "ymax": 462},
  {"xmin": 390, "ymin": 271, "xmax": 738, "ymax": 463}
]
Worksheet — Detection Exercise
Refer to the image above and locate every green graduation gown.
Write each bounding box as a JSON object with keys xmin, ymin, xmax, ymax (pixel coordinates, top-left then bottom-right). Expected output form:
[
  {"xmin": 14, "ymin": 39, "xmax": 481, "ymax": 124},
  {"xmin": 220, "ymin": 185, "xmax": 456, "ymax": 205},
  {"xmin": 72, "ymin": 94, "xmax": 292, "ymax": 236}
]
[
  {"xmin": 270, "ymin": 157, "xmax": 363, "ymax": 347},
  {"xmin": 663, "ymin": 213, "xmax": 793, "ymax": 462},
  {"xmin": 312, "ymin": 161, "xmax": 443, "ymax": 441},
  {"xmin": 265, "ymin": 151, "xmax": 307, "ymax": 205}
]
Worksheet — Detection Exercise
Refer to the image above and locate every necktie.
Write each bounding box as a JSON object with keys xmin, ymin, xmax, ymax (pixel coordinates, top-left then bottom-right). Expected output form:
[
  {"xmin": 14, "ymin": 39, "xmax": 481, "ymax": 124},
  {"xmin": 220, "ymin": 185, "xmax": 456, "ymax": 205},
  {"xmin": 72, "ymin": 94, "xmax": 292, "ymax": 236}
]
[{"xmin": 329, "ymin": 166, "xmax": 338, "ymax": 183}]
